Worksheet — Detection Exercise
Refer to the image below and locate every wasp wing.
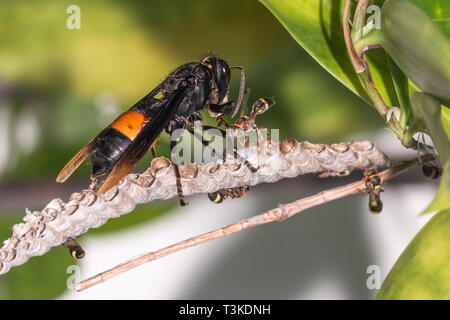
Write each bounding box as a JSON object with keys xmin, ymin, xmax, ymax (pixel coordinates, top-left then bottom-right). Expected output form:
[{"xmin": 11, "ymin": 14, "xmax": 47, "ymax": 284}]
[
  {"xmin": 56, "ymin": 86, "xmax": 164, "ymax": 184},
  {"xmin": 56, "ymin": 132, "xmax": 106, "ymax": 183},
  {"xmin": 95, "ymin": 86, "xmax": 188, "ymax": 194},
  {"xmin": 133, "ymin": 85, "xmax": 162, "ymax": 108}
]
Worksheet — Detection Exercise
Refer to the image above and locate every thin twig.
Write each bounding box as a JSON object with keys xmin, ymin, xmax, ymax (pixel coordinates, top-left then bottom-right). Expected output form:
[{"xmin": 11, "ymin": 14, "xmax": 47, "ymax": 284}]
[
  {"xmin": 75, "ymin": 155, "xmax": 430, "ymax": 291},
  {"xmin": 0, "ymin": 138, "xmax": 389, "ymax": 275}
]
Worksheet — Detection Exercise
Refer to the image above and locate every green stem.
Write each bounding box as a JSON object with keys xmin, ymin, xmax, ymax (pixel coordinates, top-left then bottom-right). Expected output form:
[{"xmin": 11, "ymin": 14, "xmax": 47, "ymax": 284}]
[
  {"xmin": 354, "ymin": 29, "xmax": 385, "ymax": 53},
  {"xmin": 387, "ymin": 54, "xmax": 411, "ymax": 128},
  {"xmin": 344, "ymin": 0, "xmax": 414, "ymax": 148},
  {"xmin": 351, "ymin": 0, "xmax": 369, "ymax": 42},
  {"xmin": 358, "ymin": 72, "xmax": 412, "ymax": 147}
]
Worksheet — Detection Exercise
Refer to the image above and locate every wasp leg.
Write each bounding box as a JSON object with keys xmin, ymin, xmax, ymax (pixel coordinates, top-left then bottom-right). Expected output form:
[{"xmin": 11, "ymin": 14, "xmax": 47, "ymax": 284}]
[
  {"xmin": 186, "ymin": 124, "xmax": 257, "ymax": 173},
  {"xmin": 202, "ymin": 125, "xmax": 258, "ymax": 173},
  {"xmin": 240, "ymin": 87, "xmax": 252, "ymax": 118},
  {"xmin": 150, "ymin": 146, "xmax": 157, "ymax": 159},
  {"xmin": 184, "ymin": 122, "xmax": 256, "ymax": 204},
  {"xmin": 62, "ymin": 238, "xmax": 85, "ymax": 259},
  {"xmin": 216, "ymin": 117, "xmax": 232, "ymax": 128},
  {"xmin": 186, "ymin": 107, "xmax": 258, "ymax": 173},
  {"xmin": 209, "ymin": 103, "xmax": 234, "ymax": 128},
  {"xmin": 172, "ymin": 163, "xmax": 187, "ymax": 206},
  {"xmin": 169, "ymin": 121, "xmax": 188, "ymax": 206},
  {"xmin": 229, "ymin": 185, "xmax": 250, "ymax": 199},
  {"xmin": 210, "ymin": 101, "xmax": 235, "ymax": 117},
  {"xmin": 185, "ymin": 124, "xmax": 227, "ymax": 165},
  {"xmin": 230, "ymin": 65, "xmax": 246, "ymax": 117}
]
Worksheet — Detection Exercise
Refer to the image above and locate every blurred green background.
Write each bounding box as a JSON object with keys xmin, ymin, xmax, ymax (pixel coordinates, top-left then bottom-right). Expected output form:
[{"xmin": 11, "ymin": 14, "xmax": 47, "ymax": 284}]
[{"xmin": 0, "ymin": 0, "xmax": 385, "ymax": 299}]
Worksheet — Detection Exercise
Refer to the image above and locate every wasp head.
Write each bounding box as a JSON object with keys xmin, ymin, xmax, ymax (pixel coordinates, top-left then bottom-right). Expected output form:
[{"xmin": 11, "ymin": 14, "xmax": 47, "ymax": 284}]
[{"xmin": 202, "ymin": 56, "xmax": 231, "ymax": 103}]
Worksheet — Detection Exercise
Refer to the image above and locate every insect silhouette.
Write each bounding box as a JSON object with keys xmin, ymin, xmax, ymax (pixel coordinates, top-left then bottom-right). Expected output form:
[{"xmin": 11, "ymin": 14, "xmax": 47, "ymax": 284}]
[{"xmin": 56, "ymin": 56, "xmax": 247, "ymax": 206}]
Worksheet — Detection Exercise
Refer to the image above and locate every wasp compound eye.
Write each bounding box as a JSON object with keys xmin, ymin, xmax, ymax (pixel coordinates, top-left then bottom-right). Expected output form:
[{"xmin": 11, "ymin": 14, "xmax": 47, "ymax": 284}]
[
  {"xmin": 369, "ymin": 199, "xmax": 383, "ymax": 214},
  {"xmin": 208, "ymin": 191, "xmax": 224, "ymax": 204},
  {"xmin": 422, "ymin": 164, "xmax": 441, "ymax": 179}
]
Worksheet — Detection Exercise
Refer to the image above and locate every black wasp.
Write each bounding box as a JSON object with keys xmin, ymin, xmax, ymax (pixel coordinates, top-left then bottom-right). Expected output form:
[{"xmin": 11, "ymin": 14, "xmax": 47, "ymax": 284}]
[
  {"xmin": 57, "ymin": 55, "xmax": 248, "ymax": 205},
  {"xmin": 365, "ymin": 172, "xmax": 384, "ymax": 214}
]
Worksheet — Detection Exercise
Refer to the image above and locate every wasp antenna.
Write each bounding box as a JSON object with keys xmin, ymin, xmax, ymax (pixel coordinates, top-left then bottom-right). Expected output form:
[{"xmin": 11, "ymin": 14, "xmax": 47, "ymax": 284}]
[
  {"xmin": 240, "ymin": 87, "xmax": 252, "ymax": 118},
  {"xmin": 230, "ymin": 66, "xmax": 246, "ymax": 118}
]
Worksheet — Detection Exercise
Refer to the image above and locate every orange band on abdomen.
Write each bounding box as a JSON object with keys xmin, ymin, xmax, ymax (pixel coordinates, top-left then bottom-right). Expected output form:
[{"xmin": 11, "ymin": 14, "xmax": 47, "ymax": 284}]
[{"xmin": 111, "ymin": 111, "xmax": 149, "ymax": 140}]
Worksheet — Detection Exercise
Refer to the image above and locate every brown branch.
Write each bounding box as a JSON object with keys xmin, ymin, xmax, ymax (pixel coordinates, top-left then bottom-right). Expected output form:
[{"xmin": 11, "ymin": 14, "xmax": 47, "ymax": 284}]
[{"xmin": 75, "ymin": 155, "xmax": 428, "ymax": 292}]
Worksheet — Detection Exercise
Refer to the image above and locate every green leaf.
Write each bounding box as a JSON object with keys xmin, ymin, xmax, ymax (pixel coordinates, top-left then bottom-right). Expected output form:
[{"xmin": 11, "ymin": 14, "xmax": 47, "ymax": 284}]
[
  {"xmin": 379, "ymin": 0, "xmax": 450, "ymax": 101},
  {"xmin": 424, "ymin": 164, "xmax": 450, "ymax": 213},
  {"xmin": 442, "ymin": 106, "xmax": 450, "ymax": 140},
  {"xmin": 407, "ymin": 0, "xmax": 450, "ymax": 39},
  {"xmin": 387, "ymin": 54, "xmax": 410, "ymax": 126},
  {"xmin": 412, "ymin": 93, "xmax": 450, "ymax": 162},
  {"xmin": 259, "ymin": 0, "xmax": 399, "ymax": 107},
  {"xmin": 260, "ymin": 0, "xmax": 450, "ymax": 107},
  {"xmin": 376, "ymin": 209, "xmax": 450, "ymax": 299}
]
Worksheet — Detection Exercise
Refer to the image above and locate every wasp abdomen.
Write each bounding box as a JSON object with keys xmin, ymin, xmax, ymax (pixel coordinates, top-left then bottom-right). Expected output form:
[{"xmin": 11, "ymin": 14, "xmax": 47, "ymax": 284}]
[
  {"xmin": 91, "ymin": 128, "xmax": 132, "ymax": 178},
  {"xmin": 111, "ymin": 111, "xmax": 149, "ymax": 140}
]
